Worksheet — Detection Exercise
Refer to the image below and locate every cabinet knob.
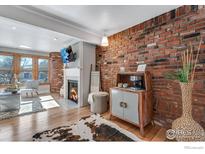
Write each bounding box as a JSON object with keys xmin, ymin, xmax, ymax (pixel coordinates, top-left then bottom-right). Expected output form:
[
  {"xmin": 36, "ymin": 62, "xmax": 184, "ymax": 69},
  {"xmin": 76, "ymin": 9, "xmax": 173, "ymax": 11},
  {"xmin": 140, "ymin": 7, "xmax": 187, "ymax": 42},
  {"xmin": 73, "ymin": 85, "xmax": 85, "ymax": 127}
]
[
  {"xmin": 120, "ymin": 102, "xmax": 128, "ymax": 108},
  {"xmin": 123, "ymin": 102, "xmax": 128, "ymax": 108}
]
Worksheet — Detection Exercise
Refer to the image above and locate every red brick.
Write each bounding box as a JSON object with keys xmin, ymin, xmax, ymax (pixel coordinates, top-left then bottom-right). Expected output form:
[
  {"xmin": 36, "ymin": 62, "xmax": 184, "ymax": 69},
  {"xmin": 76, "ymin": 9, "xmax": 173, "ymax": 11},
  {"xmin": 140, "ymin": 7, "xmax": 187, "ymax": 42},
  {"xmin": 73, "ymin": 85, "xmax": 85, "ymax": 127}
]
[
  {"xmin": 96, "ymin": 5, "xmax": 205, "ymax": 128},
  {"xmin": 49, "ymin": 52, "xmax": 63, "ymax": 93}
]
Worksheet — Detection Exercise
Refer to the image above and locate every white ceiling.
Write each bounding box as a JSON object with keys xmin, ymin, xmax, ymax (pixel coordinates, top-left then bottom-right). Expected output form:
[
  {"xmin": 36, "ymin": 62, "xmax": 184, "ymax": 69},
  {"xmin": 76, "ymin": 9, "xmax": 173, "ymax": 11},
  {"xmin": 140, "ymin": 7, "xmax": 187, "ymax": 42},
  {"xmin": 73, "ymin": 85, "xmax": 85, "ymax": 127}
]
[
  {"xmin": 31, "ymin": 5, "xmax": 180, "ymax": 36},
  {"xmin": 0, "ymin": 16, "xmax": 78, "ymax": 52},
  {"xmin": 0, "ymin": 5, "xmax": 180, "ymax": 52}
]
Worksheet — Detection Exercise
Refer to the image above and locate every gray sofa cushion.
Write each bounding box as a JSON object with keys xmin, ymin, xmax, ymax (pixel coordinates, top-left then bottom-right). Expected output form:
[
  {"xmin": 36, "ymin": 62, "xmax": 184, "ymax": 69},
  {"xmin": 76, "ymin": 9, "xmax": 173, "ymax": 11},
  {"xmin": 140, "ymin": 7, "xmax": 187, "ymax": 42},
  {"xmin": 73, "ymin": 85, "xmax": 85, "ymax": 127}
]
[{"xmin": 25, "ymin": 80, "xmax": 39, "ymax": 89}]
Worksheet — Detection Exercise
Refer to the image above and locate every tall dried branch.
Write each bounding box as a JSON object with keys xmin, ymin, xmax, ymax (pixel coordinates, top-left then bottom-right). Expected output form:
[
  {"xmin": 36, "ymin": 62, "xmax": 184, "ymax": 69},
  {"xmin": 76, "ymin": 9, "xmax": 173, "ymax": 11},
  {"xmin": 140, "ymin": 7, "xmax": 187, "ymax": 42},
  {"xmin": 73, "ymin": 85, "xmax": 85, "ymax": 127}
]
[{"xmin": 191, "ymin": 39, "xmax": 203, "ymax": 82}]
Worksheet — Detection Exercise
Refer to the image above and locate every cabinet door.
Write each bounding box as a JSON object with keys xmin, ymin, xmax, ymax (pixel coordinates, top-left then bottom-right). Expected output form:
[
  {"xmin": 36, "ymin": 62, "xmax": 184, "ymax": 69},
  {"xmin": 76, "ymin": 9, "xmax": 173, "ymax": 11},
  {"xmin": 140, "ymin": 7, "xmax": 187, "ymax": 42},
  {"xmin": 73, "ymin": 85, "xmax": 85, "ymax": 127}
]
[
  {"xmin": 123, "ymin": 91, "xmax": 139, "ymax": 125},
  {"xmin": 111, "ymin": 89, "xmax": 124, "ymax": 118}
]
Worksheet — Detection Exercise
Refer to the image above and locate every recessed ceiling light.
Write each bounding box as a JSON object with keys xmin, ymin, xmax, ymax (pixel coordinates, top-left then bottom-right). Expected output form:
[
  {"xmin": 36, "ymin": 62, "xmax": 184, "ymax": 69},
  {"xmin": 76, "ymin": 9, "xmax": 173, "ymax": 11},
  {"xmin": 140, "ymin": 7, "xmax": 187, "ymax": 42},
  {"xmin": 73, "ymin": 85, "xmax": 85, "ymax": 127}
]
[
  {"xmin": 54, "ymin": 37, "xmax": 58, "ymax": 41},
  {"xmin": 19, "ymin": 45, "xmax": 31, "ymax": 49},
  {"xmin": 12, "ymin": 26, "xmax": 16, "ymax": 30}
]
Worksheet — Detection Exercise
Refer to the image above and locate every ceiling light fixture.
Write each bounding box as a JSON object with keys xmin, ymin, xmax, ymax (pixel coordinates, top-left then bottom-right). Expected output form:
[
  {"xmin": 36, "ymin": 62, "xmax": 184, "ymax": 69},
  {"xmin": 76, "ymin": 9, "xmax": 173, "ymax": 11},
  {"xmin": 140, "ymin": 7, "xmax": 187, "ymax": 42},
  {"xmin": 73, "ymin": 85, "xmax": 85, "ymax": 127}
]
[
  {"xmin": 54, "ymin": 37, "xmax": 58, "ymax": 41},
  {"xmin": 12, "ymin": 26, "xmax": 16, "ymax": 30},
  {"xmin": 19, "ymin": 45, "xmax": 31, "ymax": 49},
  {"xmin": 101, "ymin": 35, "xmax": 109, "ymax": 47}
]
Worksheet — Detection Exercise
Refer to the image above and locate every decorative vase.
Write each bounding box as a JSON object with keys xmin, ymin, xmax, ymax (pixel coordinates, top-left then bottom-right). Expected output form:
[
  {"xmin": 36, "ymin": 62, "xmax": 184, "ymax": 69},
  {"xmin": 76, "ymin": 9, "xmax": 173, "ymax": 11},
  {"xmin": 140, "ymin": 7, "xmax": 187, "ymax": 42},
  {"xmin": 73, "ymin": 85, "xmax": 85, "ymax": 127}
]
[{"xmin": 172, "ymin": 82, "xmax": 205, "ymax": 141}]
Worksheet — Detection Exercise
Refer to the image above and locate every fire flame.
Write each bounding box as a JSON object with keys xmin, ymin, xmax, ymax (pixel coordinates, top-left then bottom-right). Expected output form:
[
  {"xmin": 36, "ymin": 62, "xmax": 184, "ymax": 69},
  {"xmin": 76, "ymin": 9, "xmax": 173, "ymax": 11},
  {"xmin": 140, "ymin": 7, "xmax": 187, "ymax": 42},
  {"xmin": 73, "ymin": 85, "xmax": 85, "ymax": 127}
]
[{"xmin": 70, "ymin": 88, "xmax": 78, "ymax": 102}]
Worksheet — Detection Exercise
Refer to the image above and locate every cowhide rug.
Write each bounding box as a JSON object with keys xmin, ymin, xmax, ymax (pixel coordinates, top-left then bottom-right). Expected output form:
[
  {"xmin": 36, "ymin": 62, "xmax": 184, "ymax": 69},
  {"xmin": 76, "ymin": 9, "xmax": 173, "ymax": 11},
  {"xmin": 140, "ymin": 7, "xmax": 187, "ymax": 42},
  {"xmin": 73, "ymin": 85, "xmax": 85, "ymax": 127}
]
[{"xmin": 33, "ymin": 114, "xmax": 141, "ymax": 141}]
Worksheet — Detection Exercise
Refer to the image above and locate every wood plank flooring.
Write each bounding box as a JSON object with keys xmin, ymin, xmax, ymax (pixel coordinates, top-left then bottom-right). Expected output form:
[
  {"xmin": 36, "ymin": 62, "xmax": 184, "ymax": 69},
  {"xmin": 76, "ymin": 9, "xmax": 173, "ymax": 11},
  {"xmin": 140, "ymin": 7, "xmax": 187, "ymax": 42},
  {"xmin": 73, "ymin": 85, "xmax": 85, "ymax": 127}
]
[{"xmin": 0, "ymin": 106, "xmax": 167, "ymax": 141}]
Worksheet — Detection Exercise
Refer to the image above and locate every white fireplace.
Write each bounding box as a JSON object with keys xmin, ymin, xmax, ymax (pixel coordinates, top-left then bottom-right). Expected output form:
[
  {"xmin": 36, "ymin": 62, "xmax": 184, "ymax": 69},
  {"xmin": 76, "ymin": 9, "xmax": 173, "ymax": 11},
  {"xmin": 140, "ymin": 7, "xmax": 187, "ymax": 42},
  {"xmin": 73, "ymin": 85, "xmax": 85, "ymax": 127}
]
[
  {"xmin": 64, "ymin": 42, "xmax": 96, "ymax": 107},
  {"xmin": 64, "ymin": 68, "xmax": 81, "ymax": 106}
]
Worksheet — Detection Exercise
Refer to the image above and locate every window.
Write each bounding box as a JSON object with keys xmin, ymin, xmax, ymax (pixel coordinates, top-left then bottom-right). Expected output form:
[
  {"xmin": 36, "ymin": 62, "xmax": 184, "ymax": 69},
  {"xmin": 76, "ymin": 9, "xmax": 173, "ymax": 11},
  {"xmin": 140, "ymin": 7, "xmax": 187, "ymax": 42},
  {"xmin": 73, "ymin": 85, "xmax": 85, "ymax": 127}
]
[
  {"xmin": 0, "ymin": 52, "xmax": 49, "ymax": 85},
  {"xmin": 38, "ymin": 59, "xmax": 49, "ymax": 83},
  {"xmin": 0, "ymin": 55, "xmax": 13, "ymax": 84},
  {"xmin": 19, "ymin": 57, "xmax": 33, "ymax": 82}
]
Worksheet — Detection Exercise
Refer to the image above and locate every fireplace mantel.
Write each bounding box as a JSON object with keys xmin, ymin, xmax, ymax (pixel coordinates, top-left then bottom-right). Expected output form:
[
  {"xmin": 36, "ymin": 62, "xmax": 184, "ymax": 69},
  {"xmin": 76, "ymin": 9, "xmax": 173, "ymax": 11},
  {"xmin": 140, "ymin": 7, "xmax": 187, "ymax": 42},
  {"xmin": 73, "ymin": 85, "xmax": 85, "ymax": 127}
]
[{"xmin": 65, "ymin": 68, "xmax": 80, "ymax": 81}]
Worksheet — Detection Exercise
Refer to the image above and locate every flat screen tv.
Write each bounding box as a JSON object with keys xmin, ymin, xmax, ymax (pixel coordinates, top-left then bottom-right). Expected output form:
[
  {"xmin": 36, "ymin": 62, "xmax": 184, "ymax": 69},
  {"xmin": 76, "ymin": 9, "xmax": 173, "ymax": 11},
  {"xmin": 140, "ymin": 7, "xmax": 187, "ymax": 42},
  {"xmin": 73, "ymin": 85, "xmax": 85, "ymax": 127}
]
[{"xmin": 60, "ymin": 45, "xmax": 77, "ymax": 63}]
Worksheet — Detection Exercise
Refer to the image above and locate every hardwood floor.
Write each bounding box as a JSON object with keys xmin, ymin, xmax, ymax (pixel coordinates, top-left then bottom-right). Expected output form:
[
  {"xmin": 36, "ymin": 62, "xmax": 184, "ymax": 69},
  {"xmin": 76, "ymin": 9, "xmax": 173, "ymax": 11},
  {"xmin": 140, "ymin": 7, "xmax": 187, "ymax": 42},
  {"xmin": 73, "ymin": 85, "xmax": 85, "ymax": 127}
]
[{"xmin": 0, "ymin": 106, "xmax": 166, "ymax": 141}]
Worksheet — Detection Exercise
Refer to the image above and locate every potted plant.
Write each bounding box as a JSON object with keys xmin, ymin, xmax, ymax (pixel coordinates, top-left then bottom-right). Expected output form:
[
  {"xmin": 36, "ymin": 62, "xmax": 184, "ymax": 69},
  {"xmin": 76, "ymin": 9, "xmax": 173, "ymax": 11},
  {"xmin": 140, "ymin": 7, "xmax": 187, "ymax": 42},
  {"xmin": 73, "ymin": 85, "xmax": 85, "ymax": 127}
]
[{"xmin": 166, "ymin": 39, "xmax": 205, "ymax": 141}]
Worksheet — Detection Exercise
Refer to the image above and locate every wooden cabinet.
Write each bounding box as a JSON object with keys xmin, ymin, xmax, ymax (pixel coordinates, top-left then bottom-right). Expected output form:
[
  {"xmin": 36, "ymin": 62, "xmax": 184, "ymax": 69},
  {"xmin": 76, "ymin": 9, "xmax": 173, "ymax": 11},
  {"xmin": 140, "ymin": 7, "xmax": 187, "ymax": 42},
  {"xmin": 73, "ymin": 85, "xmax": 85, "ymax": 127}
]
[{"xmin": 110, "ymin": 71, "xmax": 152, "ymax": 136}]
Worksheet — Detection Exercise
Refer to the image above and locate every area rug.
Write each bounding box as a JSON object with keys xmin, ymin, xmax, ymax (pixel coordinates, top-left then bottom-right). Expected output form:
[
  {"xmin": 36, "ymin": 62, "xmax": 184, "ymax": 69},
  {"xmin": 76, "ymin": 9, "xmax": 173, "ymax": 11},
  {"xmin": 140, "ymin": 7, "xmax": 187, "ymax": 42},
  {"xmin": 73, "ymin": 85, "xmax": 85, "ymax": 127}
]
[
  {"xmin": 33, "ymin": 114, "xmax": 141, "ymax": 141},
  {"xmin": 0, "ymin": 95, "xmax": 45, "ymax": 121}
]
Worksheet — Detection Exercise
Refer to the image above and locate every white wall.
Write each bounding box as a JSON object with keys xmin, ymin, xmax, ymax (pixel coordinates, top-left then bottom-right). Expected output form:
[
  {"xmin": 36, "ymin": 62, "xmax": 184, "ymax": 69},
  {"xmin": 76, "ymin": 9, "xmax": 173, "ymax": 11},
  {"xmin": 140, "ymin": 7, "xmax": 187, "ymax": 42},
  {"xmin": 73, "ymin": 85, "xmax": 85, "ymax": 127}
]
[{"xmin": 81, "ymin": 42, "xmax": 96, "ymax": 106}]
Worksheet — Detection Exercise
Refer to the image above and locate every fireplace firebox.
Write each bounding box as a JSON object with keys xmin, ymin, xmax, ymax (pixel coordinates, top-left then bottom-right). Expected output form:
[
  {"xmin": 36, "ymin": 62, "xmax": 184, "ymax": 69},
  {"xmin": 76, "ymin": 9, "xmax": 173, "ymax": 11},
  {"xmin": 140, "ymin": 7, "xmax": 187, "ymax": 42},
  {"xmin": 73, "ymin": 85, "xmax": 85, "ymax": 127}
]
[{"xmin": 68, "ymin": 80, "xmax": 78, "ymax": 103}]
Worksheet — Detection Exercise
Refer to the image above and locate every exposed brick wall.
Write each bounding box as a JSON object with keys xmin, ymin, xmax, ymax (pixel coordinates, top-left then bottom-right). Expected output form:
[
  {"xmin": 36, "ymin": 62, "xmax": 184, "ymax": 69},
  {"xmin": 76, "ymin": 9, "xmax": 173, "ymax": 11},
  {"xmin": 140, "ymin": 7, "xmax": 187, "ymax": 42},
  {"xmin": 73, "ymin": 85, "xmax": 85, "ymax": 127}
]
[
  {"xmin": 96, "ymin": 5, "xmax": 205, "ymax": 128},
  {"xmin": 49, "ymin": 52, "xmax": 63, "ymax": 93}
]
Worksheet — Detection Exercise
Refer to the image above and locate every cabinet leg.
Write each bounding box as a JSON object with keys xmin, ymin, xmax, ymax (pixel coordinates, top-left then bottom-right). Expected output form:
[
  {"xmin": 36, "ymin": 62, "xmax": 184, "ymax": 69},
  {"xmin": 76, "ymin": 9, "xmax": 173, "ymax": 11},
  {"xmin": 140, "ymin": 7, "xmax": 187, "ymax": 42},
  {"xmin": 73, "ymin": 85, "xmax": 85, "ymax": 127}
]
[
  {"xmin": 151, "ymin": 120, "xmax": 155, "ymax": 127},
  {"xmin": 140, "ymin": 126, "xmax": 145, "ymax": 137},
  {"xmin": 109, "ymin": 114, "xmax": 112, "ymax": 120}
]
